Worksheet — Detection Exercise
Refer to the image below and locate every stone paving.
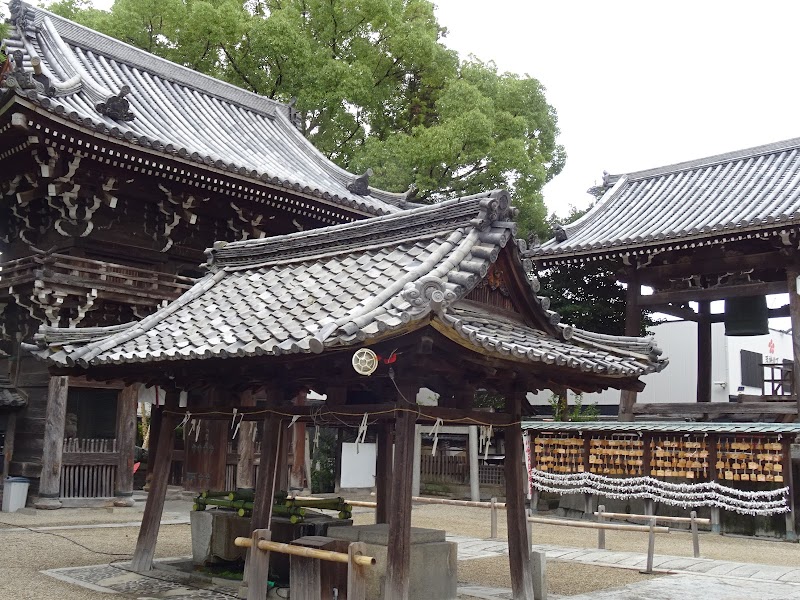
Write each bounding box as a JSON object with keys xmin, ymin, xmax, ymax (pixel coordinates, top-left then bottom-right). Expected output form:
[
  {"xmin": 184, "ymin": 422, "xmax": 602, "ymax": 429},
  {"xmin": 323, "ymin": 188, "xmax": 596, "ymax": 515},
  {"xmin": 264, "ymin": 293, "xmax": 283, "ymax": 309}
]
[{"xmin": 449, "ymin": 534, "xmax": 800, "ymax": 599}]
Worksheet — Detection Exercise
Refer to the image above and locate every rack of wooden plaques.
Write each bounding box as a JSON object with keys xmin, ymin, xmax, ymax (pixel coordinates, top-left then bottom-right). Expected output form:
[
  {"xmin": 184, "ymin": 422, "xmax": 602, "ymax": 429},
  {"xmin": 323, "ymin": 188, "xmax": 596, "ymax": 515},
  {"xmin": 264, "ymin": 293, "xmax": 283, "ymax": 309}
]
[
  {"xmin": 533, "ymin": 434, "xmax": 584, "ymax": 473},
  {"xmin": 716, "ymin": 438, "xmax": 784, "ymax": 483},
  {"xmin": 649, "ymin": 435, "xmax": 708, "ymax": 480},
  {"xmin": 588, "ymin": 436, "xmax": 644, "ymax": 476}
]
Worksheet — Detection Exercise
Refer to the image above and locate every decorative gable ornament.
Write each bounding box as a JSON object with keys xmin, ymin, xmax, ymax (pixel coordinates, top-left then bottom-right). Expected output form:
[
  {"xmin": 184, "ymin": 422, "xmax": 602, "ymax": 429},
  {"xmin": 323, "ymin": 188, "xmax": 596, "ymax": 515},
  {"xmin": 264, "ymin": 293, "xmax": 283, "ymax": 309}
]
[{"xmin": 352, "ymin": 348, "xmax": 378, "ymax": 376}]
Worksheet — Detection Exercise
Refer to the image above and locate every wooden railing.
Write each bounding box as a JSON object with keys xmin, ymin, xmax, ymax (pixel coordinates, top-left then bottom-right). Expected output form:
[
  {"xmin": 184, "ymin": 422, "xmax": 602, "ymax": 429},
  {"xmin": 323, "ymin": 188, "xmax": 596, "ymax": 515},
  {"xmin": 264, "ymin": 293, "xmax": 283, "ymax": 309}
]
[
  {"xmin": 60, "ymin": 437, "xmax": 119, "ymax": 499},
  {"xmin": 0, "ymin": 253, "xmax": 195, "ymax": 303}
]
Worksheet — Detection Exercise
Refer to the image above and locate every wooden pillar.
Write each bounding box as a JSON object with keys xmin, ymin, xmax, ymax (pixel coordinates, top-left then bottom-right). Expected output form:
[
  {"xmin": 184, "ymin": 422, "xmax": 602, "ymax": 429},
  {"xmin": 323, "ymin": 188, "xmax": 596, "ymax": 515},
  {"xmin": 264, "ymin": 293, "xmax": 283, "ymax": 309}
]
[
  {"xmin": 697, "ymin": 300, "xmax": 712, "ymax": 404},
  {"xmin": 619, "ymin": 269, "xmax": 641, "ymax": 421},
  {"xmin": 468, "ymin": 425, "xmax": 480, "ymax": 502},
  {"xmin": 783, "ymin": 437, "xmax": 797, "ymax": 541},
  {"xmin": 411, "ymin": 424, "xmax": 422, "ymax": 497},
  {"xmin": 786, "ymin": 266, "xmax": 800, "ymax": 416},
  {"xmin": 131, "ymin": 392, "xmax": 178, "ymax": 571},
  {"xmin": 384, "ymin": 386, "xmax": 417, "ymax": 600},
  {"xmin": 236, "ymin": 390, "xmax": 257, "ymax": 491},
  {"xmin": 144, "ymin": 401, "xmax": 163, "ymax": 491},
  {"xmin": 290, "ymin": 390, "xmax": 308, "ymax": 492},
  {"xmin": 35, "ymin": 376, "xmax": 69, "ymax": 509},
  {"xmin": 114, "ymin": 385, "xmax": 138, "ymax": 507},
  {"xmin": 2, "ymin": 412, "xmax": 16, "ymax": 481},
  {"xmin": 376, "ymin": 422, "xmax": 393, "ymax": 524},
  {"xmin": 707, "ymin": 434, "xmax": 721, "ymax": 533},
  {"xmin": 505, "ymin": 391, "xmax": 534, "ymax": 600},
  {"xmin": 251, "ymin": 414, "xmax": 282, "ymax": 531}
]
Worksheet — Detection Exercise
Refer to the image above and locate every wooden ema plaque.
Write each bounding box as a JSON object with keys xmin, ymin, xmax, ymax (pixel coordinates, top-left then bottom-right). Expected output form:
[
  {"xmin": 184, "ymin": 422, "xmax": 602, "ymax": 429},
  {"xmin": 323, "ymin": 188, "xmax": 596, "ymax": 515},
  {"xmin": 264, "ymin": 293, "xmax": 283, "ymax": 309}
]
[
  {"xmin": 589, "ymin": 436, "xmax": 644, "ymax": 476},
  {"xmin": 715, "ymin": 437, "xmax": 784, "ymax": 483},
  {"xmin": 648, "ymin": 435, "xmax": 708, "ymax": 479},
  {"xmin": 533, "ymin": 435, "xmax": 584, "ymax": 473}
]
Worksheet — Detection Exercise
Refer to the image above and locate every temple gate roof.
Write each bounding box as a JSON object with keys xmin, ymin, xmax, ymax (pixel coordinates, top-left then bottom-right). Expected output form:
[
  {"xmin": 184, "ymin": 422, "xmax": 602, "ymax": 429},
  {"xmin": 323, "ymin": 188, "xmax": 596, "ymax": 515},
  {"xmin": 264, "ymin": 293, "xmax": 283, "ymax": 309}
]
[{"xmin": 1, "ymin": 0, "xmax": 409, "ymax": 217}]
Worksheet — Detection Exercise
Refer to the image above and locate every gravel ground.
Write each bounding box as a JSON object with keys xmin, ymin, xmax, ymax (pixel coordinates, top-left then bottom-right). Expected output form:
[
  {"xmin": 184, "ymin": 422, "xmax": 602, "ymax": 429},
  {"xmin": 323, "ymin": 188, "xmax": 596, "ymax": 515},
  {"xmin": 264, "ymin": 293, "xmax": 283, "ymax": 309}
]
[
  {"xmin": 0, "ymin": 523, "xmax": 192, "ymax": 600},
  {"xmin": 2, "ymin": 500, "xmax": 798, "ymax": 599},
  {"xmin": 457, "ymin": 556, "xmax": 659, "ymax": 596}
]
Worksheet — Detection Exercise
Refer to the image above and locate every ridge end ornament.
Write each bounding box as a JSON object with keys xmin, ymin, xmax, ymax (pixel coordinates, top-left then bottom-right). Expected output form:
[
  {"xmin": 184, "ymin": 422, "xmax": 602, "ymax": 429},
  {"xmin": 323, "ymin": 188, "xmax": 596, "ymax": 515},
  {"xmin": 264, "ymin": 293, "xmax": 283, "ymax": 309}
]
[
  {"xmin": 347, "ymin": 169, "xmax": 374, "ymax": 196},
  {"xmin": 96, "ymin": 85, "xmax": 135, "ymax": 121}
]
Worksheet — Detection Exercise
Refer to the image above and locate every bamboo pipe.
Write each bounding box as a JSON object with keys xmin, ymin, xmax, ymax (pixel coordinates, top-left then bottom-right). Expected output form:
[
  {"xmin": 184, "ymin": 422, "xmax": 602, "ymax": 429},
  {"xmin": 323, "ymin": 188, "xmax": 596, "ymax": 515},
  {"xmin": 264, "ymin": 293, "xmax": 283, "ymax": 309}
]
[
  {"xmin": 527, "ymin": 516, "xmax": 669, "ymax": 533},
  {"xmin": 593, "ymin": 511, "xmax": 711, "ymax": 525},
  {"xmin": 234, "ymin": 537, "xmax": 376, "ymax": 566}
]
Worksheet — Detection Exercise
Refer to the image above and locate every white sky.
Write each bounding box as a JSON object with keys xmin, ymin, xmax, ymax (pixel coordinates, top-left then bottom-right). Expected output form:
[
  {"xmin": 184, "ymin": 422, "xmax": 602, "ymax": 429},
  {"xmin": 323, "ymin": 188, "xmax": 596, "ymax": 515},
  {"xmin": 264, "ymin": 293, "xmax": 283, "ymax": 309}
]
[{"xmin": 433, "ymin": 0, "xmax": 800, "ymax": 217}]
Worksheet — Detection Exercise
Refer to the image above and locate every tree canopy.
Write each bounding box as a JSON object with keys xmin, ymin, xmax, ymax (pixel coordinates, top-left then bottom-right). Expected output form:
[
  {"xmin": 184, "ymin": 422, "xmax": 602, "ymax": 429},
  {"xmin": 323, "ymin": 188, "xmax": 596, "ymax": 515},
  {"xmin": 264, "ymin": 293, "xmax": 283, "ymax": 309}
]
[{"xmin": 45, "ymin": 0, "xmax": 564, "ymax": 238}]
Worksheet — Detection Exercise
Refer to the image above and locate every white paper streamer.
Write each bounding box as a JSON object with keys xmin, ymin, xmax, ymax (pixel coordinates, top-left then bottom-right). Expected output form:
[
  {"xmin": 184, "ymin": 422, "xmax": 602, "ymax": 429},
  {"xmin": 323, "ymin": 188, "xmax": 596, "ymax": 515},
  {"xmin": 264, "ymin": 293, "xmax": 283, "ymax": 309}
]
[{"xmin": 528, "ymin": 468, "xmax": 789, "ymax": 516}]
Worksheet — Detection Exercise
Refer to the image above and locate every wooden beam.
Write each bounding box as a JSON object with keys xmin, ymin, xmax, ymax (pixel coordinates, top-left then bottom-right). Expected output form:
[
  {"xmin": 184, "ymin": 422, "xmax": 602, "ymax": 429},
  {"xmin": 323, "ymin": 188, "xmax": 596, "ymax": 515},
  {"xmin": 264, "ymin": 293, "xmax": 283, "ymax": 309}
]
[
  {"xmin": 631, "ymin": 402, "xmax": 800, "ymax": 416},
  {"xmin": 697, "ymin": 300, "xmax": 712, "ymax": 404},
  {"xmin": 375, "ymin": 423, "xmax": 393, "ymax": 524},
  {"xmin": 35, "ymin": 376, "xmax": 69, "ymax": 509},
  {"xmin": 639, "ymin": 280, "xmax": 787, "ymax": 306},
  {"xmin": 786, "ymin": 265, "xmax": 800, "ymax": 417},
  {"xmin": 132, "ymin": 393, "xmax": 177, "ymax": 571},
  {"xmin": 114, "ymin": 384, "xmax": 138, "ymax": 507},
  {"xmin": 655, "ymin": 304, "xmax": 700, "ymax": 322},
  {"xmin": 384, "ymin": 385, "xmax": 417, "ymax": 600},
  {"xmin": 635, "ymin": 250, "xmax": 788, "ymax": 283},
  {"xmin": 505, "ymin": 391, "xmax": 534, "ymax": 600}
]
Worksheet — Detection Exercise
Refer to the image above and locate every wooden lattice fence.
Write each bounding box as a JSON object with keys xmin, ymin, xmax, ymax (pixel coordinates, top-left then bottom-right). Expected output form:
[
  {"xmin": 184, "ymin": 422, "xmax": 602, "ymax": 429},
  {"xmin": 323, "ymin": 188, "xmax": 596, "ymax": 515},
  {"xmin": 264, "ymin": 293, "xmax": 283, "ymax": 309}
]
[{"xmin": 60, "ymin": 438, "xmax": 118, "ymax": 498}]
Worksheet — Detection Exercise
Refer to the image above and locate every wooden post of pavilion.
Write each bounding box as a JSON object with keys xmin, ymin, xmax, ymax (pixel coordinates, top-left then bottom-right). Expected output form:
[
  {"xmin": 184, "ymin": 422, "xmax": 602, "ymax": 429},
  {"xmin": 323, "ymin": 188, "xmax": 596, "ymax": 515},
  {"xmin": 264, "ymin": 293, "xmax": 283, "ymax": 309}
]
[
  {"xmin": 114, "ymin": 384, "xmax": 138, "ymax": 507},
  {"xmin": 786, "ymin": 265, "xmax": 800, "ymax": 416},
  {"xmin": 131, "ymin": 392, "xmax": 178, "ymax": 571},
  {"xmin": 619, "ymin": 268, "xmax": 641, "ymax": 421},
  {"xmin": 34, "ymin": 376, "xmax": 69, "ymax": 509},
  {"xmin": 375, "ymin": 422, "xmax": 393, "ymax": 524},
  {"xmin": 697, "ymin": 300, "xmax": 712, "ymax": 404},
  {"xmin": 289, "ymin": 389, "xmax": 308, "ymax": 492},
  {"xmin": 143, "ymin": 398, "xmax": 162, "ymax": 492},
  {"xmin": 504, "ymin": 389, "xmax": 534, "ymax": 600},
  {"xmin": 384, "ymin": 384, "xmax": 418, "ymax": 600},
  {"xmin": 236, "ymin": 390, "xmax": 258, "ymax": 492}
]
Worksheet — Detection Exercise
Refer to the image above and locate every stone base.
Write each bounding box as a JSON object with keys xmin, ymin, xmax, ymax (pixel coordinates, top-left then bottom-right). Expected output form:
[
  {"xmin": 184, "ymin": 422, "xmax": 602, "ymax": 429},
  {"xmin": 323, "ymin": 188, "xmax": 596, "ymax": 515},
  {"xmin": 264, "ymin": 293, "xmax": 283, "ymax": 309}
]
[
  {"xmin": 327, "ymin": 524, "xmax": 458, "ymax": 600},
  {"xmin": 113, "ymin": 496, "xmax": 137, "ymax": 507},
  {"xmin": 33, "ymin": 497, "xmax": 62, "ymax": 510}
]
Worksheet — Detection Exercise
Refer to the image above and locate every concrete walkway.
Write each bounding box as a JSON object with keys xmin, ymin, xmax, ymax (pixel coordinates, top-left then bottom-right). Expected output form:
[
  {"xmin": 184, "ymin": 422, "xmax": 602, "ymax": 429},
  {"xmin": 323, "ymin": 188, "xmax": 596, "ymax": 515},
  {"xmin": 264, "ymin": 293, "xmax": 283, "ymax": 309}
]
[{"xmin": 450, "ymin": 534, "xmax": 800, "ymax": 599}]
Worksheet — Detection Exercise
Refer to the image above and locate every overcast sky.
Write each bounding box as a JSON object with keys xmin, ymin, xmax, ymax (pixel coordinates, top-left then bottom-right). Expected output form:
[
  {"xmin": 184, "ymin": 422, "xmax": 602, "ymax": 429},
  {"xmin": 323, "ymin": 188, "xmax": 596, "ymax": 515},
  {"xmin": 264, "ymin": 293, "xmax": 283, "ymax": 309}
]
[{"xmin": 433, "ymin": 0, "xmax": 800, "ymax": 218}]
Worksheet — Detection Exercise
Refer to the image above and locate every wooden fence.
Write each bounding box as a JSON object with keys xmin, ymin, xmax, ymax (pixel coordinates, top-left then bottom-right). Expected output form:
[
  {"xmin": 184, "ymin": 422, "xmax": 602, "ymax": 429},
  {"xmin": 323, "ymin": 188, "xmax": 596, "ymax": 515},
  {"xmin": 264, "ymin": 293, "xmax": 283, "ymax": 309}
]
[
  {"xmin": 60, "ymin": 438, "xmax": 118, "ymax": 498},
  {"xmin": 420, "ymin": 453, "xmax": 505, "ymax": 486}
]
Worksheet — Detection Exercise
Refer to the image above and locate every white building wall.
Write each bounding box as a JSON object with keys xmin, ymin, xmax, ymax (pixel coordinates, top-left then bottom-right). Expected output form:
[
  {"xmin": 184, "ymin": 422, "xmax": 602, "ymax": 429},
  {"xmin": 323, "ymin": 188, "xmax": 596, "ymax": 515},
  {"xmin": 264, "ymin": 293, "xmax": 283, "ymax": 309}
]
[{"xmin": 528, "ymin": 321, "xmax": 794, "ymax": 408}]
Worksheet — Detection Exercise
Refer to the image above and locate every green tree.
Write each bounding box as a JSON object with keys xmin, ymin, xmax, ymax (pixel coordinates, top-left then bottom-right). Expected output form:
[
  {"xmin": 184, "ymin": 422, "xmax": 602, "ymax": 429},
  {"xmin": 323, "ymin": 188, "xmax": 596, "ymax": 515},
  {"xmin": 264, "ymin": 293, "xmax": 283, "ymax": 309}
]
[
  {"xmin": 44, "ymin": 0, "xmax": 564, "ymax": 239},
  {"xmin": 538, "ymin": 205, "xmax": 658, "ymax": 335}
]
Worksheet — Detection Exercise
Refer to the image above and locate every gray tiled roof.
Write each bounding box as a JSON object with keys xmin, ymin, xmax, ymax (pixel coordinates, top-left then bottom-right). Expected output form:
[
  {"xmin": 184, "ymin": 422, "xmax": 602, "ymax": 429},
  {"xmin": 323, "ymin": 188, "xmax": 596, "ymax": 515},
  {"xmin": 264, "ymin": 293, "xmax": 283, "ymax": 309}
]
[
  {"xmin": 1, "ymin": 1, "xmax": 407, "ymax": 216},
  {"xmin": 28, "ymin": 190, "xmax": 666, "ymax": 383},
  {"xmin": 0, "ymin": 377, "xmax": 26, "ymax": 409},
  {"xmin": 530, "ymin": 137, "xmax": 800, "ymax": 264},
  {"xmin": 522, "ymin": 421, "xmax": 800, "ymax": 434}
]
